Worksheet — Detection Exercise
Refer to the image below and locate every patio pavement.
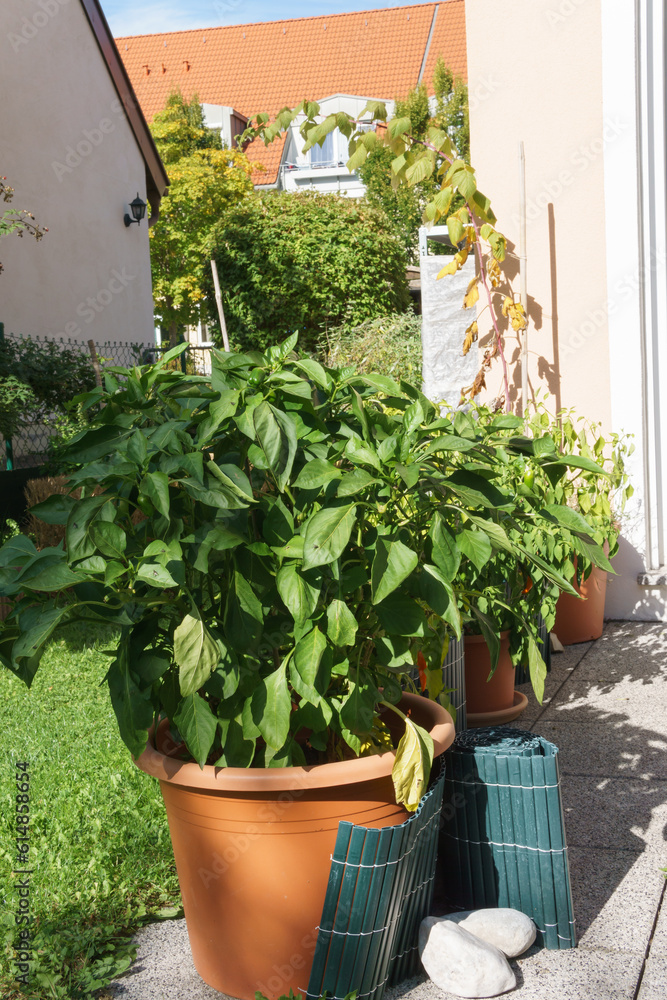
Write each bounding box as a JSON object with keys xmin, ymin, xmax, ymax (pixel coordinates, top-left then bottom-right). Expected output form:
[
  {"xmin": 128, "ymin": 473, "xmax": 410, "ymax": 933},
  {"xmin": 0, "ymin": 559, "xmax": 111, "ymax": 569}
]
[{"xmin": 108, "ymin": 621, "xmax": 667, "ymax": 1000}]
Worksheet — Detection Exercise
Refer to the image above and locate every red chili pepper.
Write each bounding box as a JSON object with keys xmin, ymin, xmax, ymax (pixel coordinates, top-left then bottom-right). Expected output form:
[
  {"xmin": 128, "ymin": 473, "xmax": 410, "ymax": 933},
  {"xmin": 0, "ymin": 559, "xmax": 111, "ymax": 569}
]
[{"xmin": 417, "ymin": 651, "xmax": 428, "ymax": 692}]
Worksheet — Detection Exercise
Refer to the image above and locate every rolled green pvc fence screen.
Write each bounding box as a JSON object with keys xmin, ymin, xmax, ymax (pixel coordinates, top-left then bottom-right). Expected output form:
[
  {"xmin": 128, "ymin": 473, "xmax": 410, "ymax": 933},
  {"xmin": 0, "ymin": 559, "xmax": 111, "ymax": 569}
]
[
  {"xmin": 306, "ymin": 757, "xmax": 446, "ymax": 1000},
  {"xmin": 438, "ymin": 727, "xmax": 576, "ymax": 950}
]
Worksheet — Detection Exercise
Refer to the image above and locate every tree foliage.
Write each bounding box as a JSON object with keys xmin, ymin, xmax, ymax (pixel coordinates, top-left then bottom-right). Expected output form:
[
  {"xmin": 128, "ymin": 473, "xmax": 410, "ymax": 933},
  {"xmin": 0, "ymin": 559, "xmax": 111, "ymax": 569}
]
[
  {"xmin": 149, "ymin": 92, "xmax": 256, "ymax": 342},
  {"xmin": 209, "ymin": 192, "xmax": 411, "ymax": 353},
  {"xmin": 0, "ymin": 176, "xmax": 47, "ymax": 277},
  {"xmin": 358, "ymin": 57, "xmax": 469, "ymax": 262}
]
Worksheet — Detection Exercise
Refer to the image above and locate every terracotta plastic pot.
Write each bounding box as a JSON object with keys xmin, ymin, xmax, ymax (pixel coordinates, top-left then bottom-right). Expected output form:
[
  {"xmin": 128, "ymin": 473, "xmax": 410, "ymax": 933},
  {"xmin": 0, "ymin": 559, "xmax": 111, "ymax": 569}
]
[
  {"xmin": 464, "ymin": 631, "xmax": 515, "ymax": 714},
  {"xmin": 554, "ymin": 563, "xmax": 607, "ymax": 644},
  {"xmin": 134, "ymin": 692, "xmax": 454, "ymax": 1000}
]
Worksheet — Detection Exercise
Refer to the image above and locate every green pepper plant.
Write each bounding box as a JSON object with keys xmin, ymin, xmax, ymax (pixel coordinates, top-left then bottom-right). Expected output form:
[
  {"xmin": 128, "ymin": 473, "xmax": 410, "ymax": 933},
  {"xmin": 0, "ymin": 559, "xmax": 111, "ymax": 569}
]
[{"xmin": 0, "ymin": 340, "xmax": 607, "ymax": 810}]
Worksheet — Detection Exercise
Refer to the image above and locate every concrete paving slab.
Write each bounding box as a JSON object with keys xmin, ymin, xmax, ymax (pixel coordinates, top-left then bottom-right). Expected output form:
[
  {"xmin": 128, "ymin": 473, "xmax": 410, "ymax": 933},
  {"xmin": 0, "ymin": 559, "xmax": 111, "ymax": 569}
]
[
  {"xmin": 532, "ymin": 720, "xmax": 667, "ymax": 780},
  {"xmin": 569, "ymin": 847, "xmax": 666, "ymax": 953},
  {"xmin": 637, "ymin": 956, "xmax": 667, "ymax": 999},
  {"xmin": 107, "ymin": 919, "xmax": 230, "ymax": 1000},
  {"xmin": 567, "ymin": 622, "xmax": 667, "ymax": 689},
  {"xmin": 646, "ymin": 890, "xmax": 667, "ymax": 952},
  {"xmin": 539, "ymin": 679, "xmax": 667, "ymax": 734},
  {"xmin": 384, "ymin": 950, "xmax": 644, "ymax": 1000},
  {"xmin": 561, "ymin": 774, "xmax": 667, "ymax": 851}
]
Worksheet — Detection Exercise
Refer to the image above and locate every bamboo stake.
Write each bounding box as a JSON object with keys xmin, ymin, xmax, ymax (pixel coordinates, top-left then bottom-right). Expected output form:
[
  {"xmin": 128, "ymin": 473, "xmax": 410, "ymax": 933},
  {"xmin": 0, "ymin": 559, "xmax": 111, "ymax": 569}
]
[
  {"xmin": 210, "ymin": 259, "xmax": 230, "ymax": 352},
  {"xmin": 87, "ymin": 340, "xmax": 103, "ymax": 389},
  {"xmin": 519, "ymin": 141, "xmax": 528, "ymax": 415}
]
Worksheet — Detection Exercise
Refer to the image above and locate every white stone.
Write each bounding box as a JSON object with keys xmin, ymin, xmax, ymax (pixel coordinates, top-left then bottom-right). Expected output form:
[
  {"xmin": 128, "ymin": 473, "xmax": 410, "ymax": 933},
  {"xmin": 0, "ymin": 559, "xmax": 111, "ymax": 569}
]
[
  {"xmin": 446, "ymin": 908, "xmax": 537, "ymax": 958},
  {"xmin": 419, "ymin": 916, "xmax": 516, "ymax": 998}
]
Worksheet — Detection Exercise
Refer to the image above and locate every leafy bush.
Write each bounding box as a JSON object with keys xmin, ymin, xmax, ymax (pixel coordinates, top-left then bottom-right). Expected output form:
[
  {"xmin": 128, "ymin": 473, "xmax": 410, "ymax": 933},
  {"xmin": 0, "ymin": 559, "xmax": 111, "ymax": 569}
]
[
  {"xmin": 321, "ymin": 312, "xmax": 422, "ymax": 386},
  {"xmin": 209, "ymin": 192, "xmax": 411, "ymax": 353},
  {"xmin": 0, "ymin": 337, "xmax": 96, "ymax": 428}
]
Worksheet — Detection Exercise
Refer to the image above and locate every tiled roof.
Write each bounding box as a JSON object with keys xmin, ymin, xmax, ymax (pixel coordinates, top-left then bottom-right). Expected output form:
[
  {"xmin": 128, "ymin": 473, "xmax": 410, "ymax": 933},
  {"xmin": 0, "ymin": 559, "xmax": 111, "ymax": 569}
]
[{"xmin": 116, "ymin": 1, "xmax": 467, "ymax": 185}]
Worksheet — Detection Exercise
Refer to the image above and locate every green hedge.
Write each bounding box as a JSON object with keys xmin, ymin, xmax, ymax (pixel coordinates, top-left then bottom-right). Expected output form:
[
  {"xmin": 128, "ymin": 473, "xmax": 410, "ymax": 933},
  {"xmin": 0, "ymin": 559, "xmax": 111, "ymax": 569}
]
[{"xmin": 209, "ymin": 192, "xmax": 411, "ymax": 352}]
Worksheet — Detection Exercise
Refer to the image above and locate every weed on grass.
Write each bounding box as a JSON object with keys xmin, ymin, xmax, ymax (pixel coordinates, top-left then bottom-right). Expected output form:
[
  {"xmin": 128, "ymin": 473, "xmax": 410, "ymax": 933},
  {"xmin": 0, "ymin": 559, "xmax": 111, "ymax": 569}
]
[{"xmin": 0, "ymin": 625, "xmax": 181, "ymax": 999}]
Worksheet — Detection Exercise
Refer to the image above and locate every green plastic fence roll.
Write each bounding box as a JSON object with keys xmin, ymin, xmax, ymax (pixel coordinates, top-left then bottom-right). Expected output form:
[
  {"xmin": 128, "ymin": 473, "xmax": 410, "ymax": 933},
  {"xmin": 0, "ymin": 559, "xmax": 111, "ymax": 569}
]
[
  {"xmin": 438, "ymin": 727, "xmax": 576, "ymax": 950},
  {"xmin": 306, "ymin": 758, "xmax": 446, "ymax": 1000}
]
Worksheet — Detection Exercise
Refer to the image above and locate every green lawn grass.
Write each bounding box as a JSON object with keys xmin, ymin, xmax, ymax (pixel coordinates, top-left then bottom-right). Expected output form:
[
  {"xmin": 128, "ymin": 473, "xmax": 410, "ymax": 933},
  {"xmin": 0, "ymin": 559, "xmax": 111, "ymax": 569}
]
[{"xmin": 0, "ymin": 625, "xmax": 181, "ymax": 999}]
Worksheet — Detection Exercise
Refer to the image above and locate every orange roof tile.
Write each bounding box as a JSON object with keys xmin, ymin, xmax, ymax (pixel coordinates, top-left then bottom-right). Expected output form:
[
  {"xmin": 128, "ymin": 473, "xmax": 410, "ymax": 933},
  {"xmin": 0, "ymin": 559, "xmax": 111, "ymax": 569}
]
[{"xmin": 116, "ymin": 1, "xmax": 467, "ymax": 185}]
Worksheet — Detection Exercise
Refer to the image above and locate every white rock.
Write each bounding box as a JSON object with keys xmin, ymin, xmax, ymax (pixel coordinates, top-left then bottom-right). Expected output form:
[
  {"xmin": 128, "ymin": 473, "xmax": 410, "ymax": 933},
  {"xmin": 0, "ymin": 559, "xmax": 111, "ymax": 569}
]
[
  {"xmin": 446, "ymin": 908, "xmax": 537, "ymax": 958},
  {"xmin": 419, "ymin": 916, "xmax": 516, "ymax": 998}
]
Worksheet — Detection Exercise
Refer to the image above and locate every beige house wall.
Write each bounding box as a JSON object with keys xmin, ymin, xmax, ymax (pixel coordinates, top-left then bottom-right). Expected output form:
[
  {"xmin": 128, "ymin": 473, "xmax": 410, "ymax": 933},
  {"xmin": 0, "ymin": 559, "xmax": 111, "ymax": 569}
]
[
  {"xmin": 465, "ymin": 0, "xmax": 611, "ymax": 428},
  {"xmin": 0, "ymin": 0, "xmax": 155, "ymax": 349}
]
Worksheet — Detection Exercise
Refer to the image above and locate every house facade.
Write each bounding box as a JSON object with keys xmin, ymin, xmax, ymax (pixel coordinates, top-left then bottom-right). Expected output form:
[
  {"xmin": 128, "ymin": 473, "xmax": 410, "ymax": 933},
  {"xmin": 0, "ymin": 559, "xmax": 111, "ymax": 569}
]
[
  {"xmin": 465, "ymin": 0, "xmax": 667, "ymax": 621},
  {"xmin": 0, "ymin": 0, "xmax": 168, "ymax": 348},
  {"xmin": 116, "ymin": 1, "xmax": 467, "ymax": 191}
]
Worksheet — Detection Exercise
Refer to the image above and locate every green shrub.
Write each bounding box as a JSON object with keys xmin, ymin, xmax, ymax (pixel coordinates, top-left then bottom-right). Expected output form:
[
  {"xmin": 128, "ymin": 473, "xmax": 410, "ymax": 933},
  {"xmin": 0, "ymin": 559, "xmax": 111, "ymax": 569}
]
[
  {"xmin": 0, "ymin": 337, "xmax": 96, "ymax": 426},
  {"xmin": 209, "ymin": 192, "xmax": 411, "ymax": 353},
  {"xmin": 321, "ymin": 312, "xmax": 422, "ymax": 385}
]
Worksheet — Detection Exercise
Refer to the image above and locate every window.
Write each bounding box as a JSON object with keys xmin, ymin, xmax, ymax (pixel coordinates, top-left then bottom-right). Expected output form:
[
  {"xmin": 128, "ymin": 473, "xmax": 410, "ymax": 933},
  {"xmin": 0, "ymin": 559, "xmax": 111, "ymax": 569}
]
[{"xmin": 310, "ymin": 130, "xmax": 336, "ymax": 167}]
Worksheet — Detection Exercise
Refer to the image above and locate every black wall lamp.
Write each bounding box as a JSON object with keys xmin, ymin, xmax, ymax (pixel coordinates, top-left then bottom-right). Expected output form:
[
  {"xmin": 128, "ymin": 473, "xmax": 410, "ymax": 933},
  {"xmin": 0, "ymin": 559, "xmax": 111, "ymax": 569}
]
[{"xmin": 124, "ymin": 193, "xmax": 147, "ymax": 227}]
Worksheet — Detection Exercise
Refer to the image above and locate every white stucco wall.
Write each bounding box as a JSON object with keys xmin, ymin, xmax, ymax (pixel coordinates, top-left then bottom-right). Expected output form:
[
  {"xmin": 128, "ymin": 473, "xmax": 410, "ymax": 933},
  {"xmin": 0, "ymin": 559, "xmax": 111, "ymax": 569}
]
[
  {"xmin": 0, "ymin": 0, "xmax": 156, "ymax": 349},
  {"xmin": 464, "ymin": 0, "xmax": 667, "ymax": 619}
]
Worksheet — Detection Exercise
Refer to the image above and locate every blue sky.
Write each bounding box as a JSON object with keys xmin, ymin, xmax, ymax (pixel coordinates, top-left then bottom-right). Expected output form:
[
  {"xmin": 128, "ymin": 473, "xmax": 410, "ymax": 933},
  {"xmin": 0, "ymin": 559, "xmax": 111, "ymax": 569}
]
[{"xmin": 103, "ymin": 0, "xmax": 426, "ymax": 36}]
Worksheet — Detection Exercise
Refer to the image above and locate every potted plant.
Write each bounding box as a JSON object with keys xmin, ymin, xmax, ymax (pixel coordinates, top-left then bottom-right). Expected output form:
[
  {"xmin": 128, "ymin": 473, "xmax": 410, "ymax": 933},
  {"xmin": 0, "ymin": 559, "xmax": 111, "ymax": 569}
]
[
  {"xmin": 0, "ymin": 341, "xmax": 603, "ymax": 997},
  {"xmin": 448, "ymin": 403, "xmax": 614, "ymax": 721},
  {"xmin": 546, "ymin": 407, "xmax": 633, "ymax": 643}
]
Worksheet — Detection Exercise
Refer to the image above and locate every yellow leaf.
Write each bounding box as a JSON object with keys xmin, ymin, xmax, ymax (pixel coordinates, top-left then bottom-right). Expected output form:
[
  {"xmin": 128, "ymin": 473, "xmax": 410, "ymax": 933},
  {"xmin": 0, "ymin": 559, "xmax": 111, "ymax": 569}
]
[
  {"xmin": 437, "ymin": 260, "xmax": 459, "ymax": 279},
  {"xmin": 502, "ymin": 296, "xmax": 513, "ymax": 317},
  {"xmin": 486, "ymin": 258, "xmax": 501, "ymax": 288},
  {"xmin": 391, "ymin": 717, "xmax": 434, "ymax": 812},
  {"xmin": 462, "ymin": 321, "xmax": 479, "ymax": 356},
  {"xmin": 463, "ymin": 278, "xmax": 479, "ymax": 309}
]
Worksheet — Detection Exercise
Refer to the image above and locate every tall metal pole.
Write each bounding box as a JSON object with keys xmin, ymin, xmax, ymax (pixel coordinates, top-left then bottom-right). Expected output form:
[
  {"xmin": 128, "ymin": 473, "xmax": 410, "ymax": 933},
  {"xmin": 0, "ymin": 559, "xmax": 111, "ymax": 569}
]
[{"xmin": 519, "ymin": 141, "xmax": 528, "ymax": 416}]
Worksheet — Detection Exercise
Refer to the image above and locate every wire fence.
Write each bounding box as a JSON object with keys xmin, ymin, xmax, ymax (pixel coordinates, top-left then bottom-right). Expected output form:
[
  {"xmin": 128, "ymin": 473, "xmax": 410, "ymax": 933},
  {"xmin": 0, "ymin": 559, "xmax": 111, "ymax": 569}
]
[{"xmin": 0, "ymin": 330, "xmax": 214, "ymax": 472}]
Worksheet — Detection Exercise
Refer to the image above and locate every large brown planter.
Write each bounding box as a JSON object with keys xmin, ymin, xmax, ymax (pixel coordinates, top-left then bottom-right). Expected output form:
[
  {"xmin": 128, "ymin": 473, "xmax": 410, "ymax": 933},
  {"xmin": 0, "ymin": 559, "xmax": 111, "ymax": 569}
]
[
  {"xmin": 554, "ymin": 563, "xmax": 607, "ymax": 644},
  {"xmin": 464, "ymin": 632, "xmax": 527, "ymax": 727},
  {"xmin": 134, "ymin": 692, "xmax": 455, "ymax": 1000}
]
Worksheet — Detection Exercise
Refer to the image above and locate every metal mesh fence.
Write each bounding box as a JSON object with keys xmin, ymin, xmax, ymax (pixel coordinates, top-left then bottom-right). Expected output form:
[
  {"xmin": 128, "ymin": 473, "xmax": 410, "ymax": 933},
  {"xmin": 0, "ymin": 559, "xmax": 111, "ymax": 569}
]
[{"xmin": 0, "ymin": 330, "xmax": 212, "ymax": 471}]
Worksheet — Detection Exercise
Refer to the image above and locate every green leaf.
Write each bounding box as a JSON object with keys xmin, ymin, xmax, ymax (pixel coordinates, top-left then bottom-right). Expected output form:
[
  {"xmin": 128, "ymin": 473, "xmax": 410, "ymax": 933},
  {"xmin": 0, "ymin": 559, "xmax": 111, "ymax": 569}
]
[
  {"xmin": 293, "ymin": 460, "xmax": 343, "ymax": 490},
  {"xmin": 126, "ymin": 429, "xmax": 148, "ymax": 466},
  {"xmin": 106, "ymin": 648, "xmax": 153, "ymax": 759},
  {"xmin": 292, "ymin": 627, "xmax": 327, "ymax": 692},
  {"xmin": 197, "ymin": 390, "xmax": 240, "ymax": 443},
  {"xmin": 375, "ymin": 594, "xmax": 428, "ymax": 637},
  {"xmin": 326, "ymin": 599, "xmax": 358, "ymax": 646},
  {"xmin": 447, "ymin": 216, "xmax": 464, "ymax": 245},
  {"xmin": 429, "ymin": 516, "xmax": 461, "ymax": 581},
  {"xmin": 217, "ymin": 717, "xmax": 255, "ymax": 767},
  {"xmin": 251, "ymin": 665, "xmax": 291, "ymax": 750},
  {"xmin": 13, "ymin": 604, "xmax": 71, "ymax": 662},
  {"xmin": 224, "ymin": 572, "xmax": 264, "ymax": 651},
  {"xmin": 253, "ymin": 401, "xmax": 296, "ymax": 490},
  {"xmin": 447, "ymin": 470, "xmax": 510, "ymax": 509},
  {"xmin": 541, "ymin": 504, "xmax": 596, "ymax": 538},
  {"xmin": 141, "ymin": 471, "xmax": 170, "ymax": 519},
  {"xmin": 391, "ymin": 716, "xmax": 434, "ymax": 812},
  {"xmin": 173, "ymin": 694, "xmax": 218, "ymax": 768},
  {"xmin": 337, "ymin": 469, "xmax": 378, "ymax": 497},
  {"xmin": 136, "ymin": 562, "xmax": 179, "ymax": 588},
  {"xmin": 28, "ymin": 494, "xmax": 76, "ymax": 525},
  {"xmin": 374, "ymin": 635, "xmax": 413, "ymax": 668},
  {"xmin": 303, "ymin": 504, "xmax": 357, "ymax": 569},
  {"xmin": 371, "ymin": 537, "xmax": 418, "ymax": 604},
  {"xmin": 526, "ymin": 634, "xmax": 547, "ymax": 705},
  {"xmin": 206, "ymin": 461, "xmax": 255, "ymax": 502},
  {"xmin": 174, "ymin": 610, "xmax": 220, "ymax": 696},
  {"xmin": 418, "ymin": 564, "xmax": 461, "ymax": 637},
  {"xmin": 276, "ymin": 563, "xmax": 320, "ymax": 626},
  {"xmin": 344, "ymin": 436, "xmax": 381, "ymax": 471},
  {"xmin": 458, "ymin": 529, "xmax": 493, "ymax": 571},
  {"xmin": 470, "ymin": 607, "xmax": 500, "ymax": 675},
  {"xmin": 90, "ymin": 521, "xmax": 127, "ymax": 560},
  {"xmin": 66, "ymin": 495, "xmax": 112, "ymax": 562}
]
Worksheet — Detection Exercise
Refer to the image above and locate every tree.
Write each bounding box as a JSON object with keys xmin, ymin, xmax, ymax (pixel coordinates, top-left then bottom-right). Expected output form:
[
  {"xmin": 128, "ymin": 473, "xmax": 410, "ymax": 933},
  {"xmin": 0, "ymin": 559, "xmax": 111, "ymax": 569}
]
[
  {"xmin": 149, "ymin": 92, "xmax": 256, "ymax": 344},
  {"xmin": 209, "ymin": 192, "xmax": 411, "ymax": 353},
  {"xmin": 358, "ymin": 58, "xmax": 469, "ymax": 262},
  {"xmin": 0, "ymin": 176, "xmax": 47, "ymax": 277}
]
